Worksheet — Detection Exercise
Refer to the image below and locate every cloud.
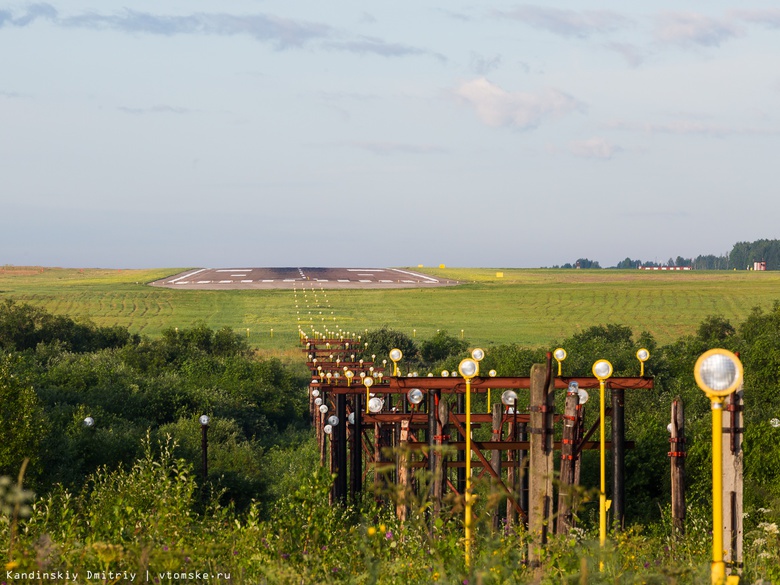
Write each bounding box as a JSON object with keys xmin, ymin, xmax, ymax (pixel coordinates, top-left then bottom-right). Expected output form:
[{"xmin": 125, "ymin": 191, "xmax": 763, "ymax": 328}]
[
  {"xmin": 607, "ymin": 118, "xmax": 779, "ymax": 137},
  {"xmin": 568, "ymin": 137, "xmax": 617, "ymax": 159},
  {"xmin": 604, "ymin": 42, "xmax": 647, "ymax": 68},
  {"xmin": 493, "ymin": 5, "xmax": 630, "ymax": 38},
  {"xmin": 454, "ymin": 77, "xmax": 582, "ymax": 130},
  {"xmin": 470, "ymin": 53, "xmax": 503, "ymax": 75},
  {"xmin": 118, "ymin": 105, "xmax": 189, "ymax": 115},
  {"xmin": 0, "ymin": 4, "xmax": 436, "ymax": 57},
  {"xmin": 351, "ymin": 142, "xmax": 447, "ymax": 155},
  {"xmin": 325, "ymin": 36, "xmax": 443, "ymax": 60},
  {"xmin": 654, "ymin": 12, "xmax": 743, "ymax": 47},
  {"xmin": 0, "ymin": 3, "xmax": 56, "ymax": 27},
  {"xmin": 62, "ymin": 10, "xmax": 332, "ymax": 49},
  {"xmin": 731, "ymin": 9, "xmax": 780, "ymax": 29}
]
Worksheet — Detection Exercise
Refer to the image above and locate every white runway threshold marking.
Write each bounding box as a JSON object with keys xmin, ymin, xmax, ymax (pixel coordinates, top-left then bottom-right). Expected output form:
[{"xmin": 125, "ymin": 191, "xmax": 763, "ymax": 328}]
[
  {"xmin": 391, "ymin": 268, "xmax": 439, "ymax": 283},
  {"xmin": 168, "ymin": 268, "xmax": 207, "ymax": 284}
]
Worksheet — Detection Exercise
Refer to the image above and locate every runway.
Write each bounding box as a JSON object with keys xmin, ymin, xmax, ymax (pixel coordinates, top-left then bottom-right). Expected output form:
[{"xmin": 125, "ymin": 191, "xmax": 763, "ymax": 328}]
[{"xmin": 148, "ymin": 267, "xmax": 458, "ymax": 290}]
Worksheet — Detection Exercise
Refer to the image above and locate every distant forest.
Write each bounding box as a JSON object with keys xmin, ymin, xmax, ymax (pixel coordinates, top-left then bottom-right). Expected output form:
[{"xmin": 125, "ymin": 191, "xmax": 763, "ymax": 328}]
[{"xmin": 555, "ymin": 238, "xmax": 780, "ymax": 270}]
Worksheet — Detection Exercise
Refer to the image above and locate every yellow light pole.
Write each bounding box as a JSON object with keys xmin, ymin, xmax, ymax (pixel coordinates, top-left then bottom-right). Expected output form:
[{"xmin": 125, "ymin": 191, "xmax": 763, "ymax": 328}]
[
  {"xmin": 389, "ymin": 348, "xmax": 402, "ymax": 376},
  {"xmin": 363, "ymin": 375, "xmax": 374, "ymax": 414},
  {"xmin": 554, "ymin": 348, "xmax": 567, "ymax": 376},
  {"xmin": 458, "ymin": 356, "xmax": 479, "ymax": 568},
  {"xmin": 636, "ymin": 348, "xmax": 650, "ymax": 377},
  {"xmin": 487, "ymin": 369, "xmax": 497, "ymax": 413},
  {"xmin": 592, "ymin": 359, "xmax": 613, "ymax": 557},
  {"xmin": 694, "ymin": 349, "xmax": 743, "ymax": 585}
]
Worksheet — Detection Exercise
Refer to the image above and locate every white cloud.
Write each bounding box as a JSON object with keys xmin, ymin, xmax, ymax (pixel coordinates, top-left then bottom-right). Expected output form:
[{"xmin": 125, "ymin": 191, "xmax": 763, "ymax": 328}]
[
  {"xmin": 494, "ymin": 5, "xmax": 630, "ymax": 38},
  {"xmin": 568, "ymin": 137, "xmax": 616, "ymax": 159},
  {"xmin": 604, "ymin": 42, "xmax": 647, "ymax": 68},
  {"xmin": 731, "ymin": 9, "xmax": 780, "ymax": 29},
  {"xmin": 654, "ymin": 12, "xmax": 743, "ymax": 47},
  {"xmin": 607, "ymin": 119, "xmax": 780, "ymax": 137},
  {"xmin": 454, "ymin": 77, "xmax": 581, "ymax": 130}
]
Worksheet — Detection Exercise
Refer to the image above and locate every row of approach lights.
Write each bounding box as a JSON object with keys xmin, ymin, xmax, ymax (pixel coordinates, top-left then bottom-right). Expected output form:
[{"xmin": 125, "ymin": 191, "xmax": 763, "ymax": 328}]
[
  {"xmin": 82, "ymin": 414, "xmax": 212, "ymax": 427},
  {"xmin": 312, "ymin": 346, "xmax": 654, "ymax": 431},
  {"xmin": 553, "ymin": 347, "xmax": 651, "ymax": 377}
]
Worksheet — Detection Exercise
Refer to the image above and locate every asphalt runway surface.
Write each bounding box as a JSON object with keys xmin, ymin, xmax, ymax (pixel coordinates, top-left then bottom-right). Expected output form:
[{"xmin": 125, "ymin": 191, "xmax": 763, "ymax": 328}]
[{"xmin": 149, "ymin": 267, "xmax": 458, "ymax": 290}]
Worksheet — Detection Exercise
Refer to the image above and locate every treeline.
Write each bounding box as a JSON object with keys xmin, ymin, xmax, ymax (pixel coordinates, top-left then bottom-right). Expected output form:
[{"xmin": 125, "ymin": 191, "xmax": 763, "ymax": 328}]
[{"xmin": 556, "ymin": 238, "xmax": 780, "ymax": 269}]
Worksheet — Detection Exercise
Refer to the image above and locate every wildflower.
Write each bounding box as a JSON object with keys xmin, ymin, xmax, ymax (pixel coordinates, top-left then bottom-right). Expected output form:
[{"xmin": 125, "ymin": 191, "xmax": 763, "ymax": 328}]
[
  {"xmin": 432, "ymin": 572, "xmax": 440, "ymax": 581},
  {"xmin": 385, "ymin": 531, "xmax": 393, "ymax": 540},
  {"xmin": 367, "ymin": 527, "xmax": 377, "ymax": 537},
  {"xmin": 281, "ymin": 553, "xmax": 290, "ymax": 560},
  {"xmin": 162, "ymin": 545, "xmax": 169, "ymax": 552},
  {"xmin": 754, "ymin": 538, "xmax": 766, "ymax": 547},
  {"xmin": 380, "ymin": 523, "xmax": 387, "ymax": 532},
  {"xmin": 759, "ymin": 522, "xmax": 779, "ymax": 535}
]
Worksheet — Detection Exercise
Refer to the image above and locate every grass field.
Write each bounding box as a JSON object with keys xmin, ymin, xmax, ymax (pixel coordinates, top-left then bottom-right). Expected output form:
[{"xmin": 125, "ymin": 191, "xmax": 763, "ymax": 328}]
[{"xmin": 2, "ymin": 265, "xmax": 779, "ymax": 351}]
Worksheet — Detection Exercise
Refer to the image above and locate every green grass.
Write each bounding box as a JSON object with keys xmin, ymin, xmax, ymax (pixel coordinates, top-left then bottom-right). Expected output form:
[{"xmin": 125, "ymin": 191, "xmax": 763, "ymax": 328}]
[{"xmin": 2, "ymin": 265, "xmax": 779, "ymax": 350}]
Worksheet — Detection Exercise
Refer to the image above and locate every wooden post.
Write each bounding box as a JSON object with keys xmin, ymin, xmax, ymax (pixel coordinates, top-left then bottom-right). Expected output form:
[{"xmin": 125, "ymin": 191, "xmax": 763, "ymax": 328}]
[
  {"xmin": 528, "ymin": 360, "xmax": 554, "ymax": 566},
  {"xmin": 611, "ymin": 386, "xmax": 626, "ymax": 531},
  {"xmin": 670, "ymin": 398, "xmax": 686, "ymax": 535},
  {"xmin": 334, "ymin": 394, "xmax": 347, "ymax": 503},
  {"xmin": 491, "ymin": 403, "xmax": 503, "ymax": 531},
  {"xmin": 505, "ymin": 406, "xmax": 516, "ymax": 529},
  {"xmin": 556, "ymin": 384, "xmax": 580, "ymax": 534},
  {"xmin": 457, "ymin": 393, "xmax": 466, "ymax": 495},
  {"xmin": 351, "ymin": 394, "xmax": 363, "ymax": 501},
  {"xmin": 438, "ymin": 397, "xmax": 451, "ymax": 511},
  {"xmin": 723, "ymin": 389, "xmax": 744, "ymax": 574},
  {"xmin": 396, "ymin": 419, "xmax": 410, "ymax": 521}
]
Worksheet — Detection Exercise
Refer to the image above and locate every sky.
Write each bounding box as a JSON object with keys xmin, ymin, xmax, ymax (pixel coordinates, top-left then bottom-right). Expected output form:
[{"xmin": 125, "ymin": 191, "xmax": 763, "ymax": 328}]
[{"xmin": 1, "ymin": 1, "xmax": 779, "ymax": 269}]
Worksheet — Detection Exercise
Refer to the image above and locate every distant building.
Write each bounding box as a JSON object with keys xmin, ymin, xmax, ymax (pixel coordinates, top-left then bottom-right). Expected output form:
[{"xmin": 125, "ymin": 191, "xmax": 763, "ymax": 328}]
[{"xmin": 753, "ymin": 261, "xmax": 767, "ymax": 271}]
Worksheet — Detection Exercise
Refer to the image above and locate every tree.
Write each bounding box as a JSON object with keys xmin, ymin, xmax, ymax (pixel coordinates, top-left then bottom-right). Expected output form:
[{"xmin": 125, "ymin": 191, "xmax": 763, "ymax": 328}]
[
  {"xmin": 362, "ymin": 327, "xmax": 418, "ymax": 365},
  {"xmin": 419, "ymin": 330, "xmax": 467, "ymax": 364}
]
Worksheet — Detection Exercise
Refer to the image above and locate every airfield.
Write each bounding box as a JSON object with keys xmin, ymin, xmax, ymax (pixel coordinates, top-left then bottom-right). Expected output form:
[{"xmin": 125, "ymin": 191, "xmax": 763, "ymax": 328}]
[{"xmin": 149, "ymin": 267, "xmax": 459, "ymax": 290}]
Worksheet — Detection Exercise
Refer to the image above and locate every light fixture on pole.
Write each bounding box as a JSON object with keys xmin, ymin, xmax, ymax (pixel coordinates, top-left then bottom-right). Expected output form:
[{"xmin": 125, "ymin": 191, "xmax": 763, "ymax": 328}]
[
  {"xmin": 694, "ymin": 349, "xmax": 743, "ymax": 585},
  {"xmin": 487, "ymin": 369, "xmax": 497, "ymax": 413},
  {"xmin": 592, "ymin": 359, "xmax": 613, "ymax": 556},
  {"xmin": 389, "ymin": 348, "xmax": 403, "ymax": 376},
  {"xmin": 199, "ymin": 415, "xmax": 210, "ymax": 484},
  {"xmin": 554, "ymin": 348, "xmax": 567, "ymax": 376},
  {"xmin": 636, "ymin": 348, "xmax": 650, "ymax": 377},
  {"xmin": 458, "ymin": 356, "xmax": 479, "ymax": 567},
  {"xmin": 407, "ymin": 388, "xmax": 424, "ymax": 410},
  {"xmin": 363, "ymin": 375, "xmax": 374, "ymax": 414}
]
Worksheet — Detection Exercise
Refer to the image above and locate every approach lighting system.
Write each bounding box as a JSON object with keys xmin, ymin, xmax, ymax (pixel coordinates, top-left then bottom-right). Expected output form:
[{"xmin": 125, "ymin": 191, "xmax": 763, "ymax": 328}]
[
  {"xmin": 693, "ymin": 348, "xmax": 744, "ymax": 585},
  {"xmin": 389, "ymin": 348, "xmax": 403, "ymax": 376},
  {"xmin": 407, "ymin": 388, "xmax": 424, "ymax": 405},
  {"xmin": 458, "ymin": 356, "xmax": 479, "ymax": 567},
  {"xmin": 591, "ymin": 359, "xmax": 613, "ymax": 557},
  {"xmin": 636, "ymin": 348, "xmax": 650, "ymax": 376},
  {"xmin": 553, "ymin": 348, "xmax": 567, "ymax": 376},
  {"xmin": 694, "ymin": 349, "xmax": 743, "ymax": 399}
]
